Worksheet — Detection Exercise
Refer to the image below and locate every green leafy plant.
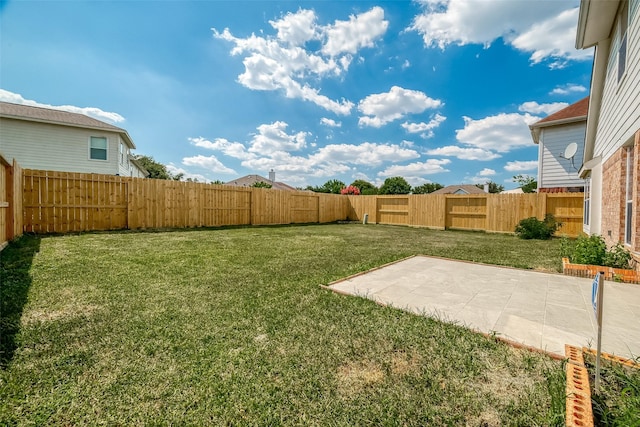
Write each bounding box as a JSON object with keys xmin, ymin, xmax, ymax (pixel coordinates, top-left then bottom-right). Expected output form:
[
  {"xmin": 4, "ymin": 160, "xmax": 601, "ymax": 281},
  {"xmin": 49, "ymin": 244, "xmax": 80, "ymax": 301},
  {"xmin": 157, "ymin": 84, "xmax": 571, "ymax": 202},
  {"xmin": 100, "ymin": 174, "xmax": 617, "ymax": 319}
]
[
  {"xmin": 568, "ymin": 235, "xmax": 632, "ymax": 269},
  {"xmin": 572, "ymin": 234, "xmax": 607, "ymax": 265},
  {"xmin": 515, "ymin": 214, "xmax": 561, "ymax": 240},
  {"xmin": 603, "ymin": 243, "xmax": 632, "ymax": 269}
]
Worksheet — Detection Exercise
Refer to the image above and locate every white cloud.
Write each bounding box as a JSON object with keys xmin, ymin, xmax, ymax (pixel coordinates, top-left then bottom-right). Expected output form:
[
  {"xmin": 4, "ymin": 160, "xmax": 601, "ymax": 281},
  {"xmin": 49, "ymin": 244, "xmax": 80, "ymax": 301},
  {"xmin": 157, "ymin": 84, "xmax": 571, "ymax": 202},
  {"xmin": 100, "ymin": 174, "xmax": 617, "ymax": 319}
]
[
  {"xmin": 409, "ymin": 1, "xmax": 592, "ymax": 67},
  {"xmin": 378, "ymin": 159, "xmax": 451, "ymax": 177},
  {"xmin": 213, "ymin": 7, "xmax": 387, "ymax": 114},
  {"xmin": 0, "ymin": 89, "xmax": 125, "ymax": 123},
  {"xmin": 189, "ymin": 137, "xmax": 252, "ymax": 159},
  {"xmin": 181, "ymin": 155, "xmax": 237, "ymax": 174},
  {"xmin": 401, "ymin": 113, "xmax": 446, "ymax": 138},
  {"xmin": 312, "ymin": 142, "xmax": 420, "ymax": 166},
  {"xmin": 456, "ymin": 113, "xmax": 539, "ymax": 152},
  {"xmin": 249, "ymin": 121, "xmax": 309, "ymax": 155},
  {"xmin": 425, "ymin": 146, "xmax": 501, "ymax": 161},
  {"xmin": 269, "ymin": 9, "xmax": 317, "ymax": 46},
  {"xmin": 402, "ymin": 59, "xmax": 411, "ymax": 70},
  {"xmin": 321, "ymin": 6, "xmax": 389, "ymax": 56},
  {"xmin": 478, "ymin": 168, "xmax": 496, "ymax": 177},
  {"xmin": 550, "ymin": 84, "xmax": 588, "ymax": 96},
  {"xmin": 358, "ymin": 86, "xmax": 442, "ymax": 128},
  {"xmin": 518, "ymin": 101, "xmax": 568, "ymax": 115},
  {"xmin": 320, "ymin": 117, "xmax": 341, "ymax": 127},
  {"xmin": 504, "ymin": 160, "xmax": 538, "ymax": 172}
]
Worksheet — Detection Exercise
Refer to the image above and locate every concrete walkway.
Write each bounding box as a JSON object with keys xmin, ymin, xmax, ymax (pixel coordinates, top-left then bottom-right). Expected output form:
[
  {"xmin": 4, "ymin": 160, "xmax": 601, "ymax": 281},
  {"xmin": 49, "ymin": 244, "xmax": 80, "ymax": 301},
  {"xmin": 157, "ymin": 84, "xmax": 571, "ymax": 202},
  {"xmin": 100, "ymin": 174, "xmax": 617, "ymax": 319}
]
[{"xmin": 328, "ymin": 256, "xmax": 640, "ymax": 361}]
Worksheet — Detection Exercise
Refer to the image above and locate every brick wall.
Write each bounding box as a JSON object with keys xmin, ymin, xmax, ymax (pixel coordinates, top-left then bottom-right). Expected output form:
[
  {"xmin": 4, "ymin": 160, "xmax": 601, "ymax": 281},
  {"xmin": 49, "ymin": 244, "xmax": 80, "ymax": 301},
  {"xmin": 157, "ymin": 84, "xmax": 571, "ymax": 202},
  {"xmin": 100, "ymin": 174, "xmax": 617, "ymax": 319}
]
[{"xmin": 601, "ymin": 129, "xmax": 640, "ymax": 262}]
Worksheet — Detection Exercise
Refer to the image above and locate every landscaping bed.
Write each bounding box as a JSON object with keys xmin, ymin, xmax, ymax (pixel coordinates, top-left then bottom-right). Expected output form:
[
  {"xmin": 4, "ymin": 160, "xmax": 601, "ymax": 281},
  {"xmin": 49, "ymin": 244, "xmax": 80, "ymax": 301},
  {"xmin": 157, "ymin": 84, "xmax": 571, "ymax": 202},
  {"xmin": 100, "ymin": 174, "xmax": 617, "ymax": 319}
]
[{"xmin": 1, "ymin": 225, "xmax": 572, "ymax": 425}]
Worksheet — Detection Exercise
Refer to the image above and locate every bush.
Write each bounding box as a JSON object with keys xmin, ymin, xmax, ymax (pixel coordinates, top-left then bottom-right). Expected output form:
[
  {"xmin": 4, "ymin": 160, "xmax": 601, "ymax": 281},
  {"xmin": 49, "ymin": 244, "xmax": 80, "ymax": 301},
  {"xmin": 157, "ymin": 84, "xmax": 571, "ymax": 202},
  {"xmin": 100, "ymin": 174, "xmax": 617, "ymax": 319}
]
[
  {"xmin": 572, "ymin": 234, "xmax": 607, "ymax": 265},
  {"xmin": 603, "ymin": 243, "xmax": 632, "ymax": 269},
  {"xmin": 515, "ymin": 214, "xmax": 561, "ymax": 240},
  {"xmin": 569, "ymin": 235, "xmax": 632, "ymax": 269}
]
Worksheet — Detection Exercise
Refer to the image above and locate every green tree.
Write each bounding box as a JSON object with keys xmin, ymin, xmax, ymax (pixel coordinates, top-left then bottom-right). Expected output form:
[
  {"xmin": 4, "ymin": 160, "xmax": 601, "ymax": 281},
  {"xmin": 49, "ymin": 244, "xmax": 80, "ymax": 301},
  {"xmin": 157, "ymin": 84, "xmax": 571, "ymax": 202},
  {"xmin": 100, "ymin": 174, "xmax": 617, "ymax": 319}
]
[
  {"xmin": 211, "ymin": 180, "xmax": 225, "ymax": 185},
  {"xmin": 350, "ymin": 179, "xmax": 378, "ymax": 195},
  {"xmin": 320, "ymin": 179, "xmax": 346, "ymax": 194},
  {"xmin": 379, "ymin": 177, "xmax": 412, "ymax": 195},
  {"xmin": 134, "ymin": 155, "xmax": 173, "ymax": 180},
  {"xmin": 476, "ymin": 181, "xmax": 504, "ymax": 194},
  {"xmin": 412, "ymin": 183, "xmax": 444, "ymax": 194},
  {"xmin": 513, "ymin": 175, "xmax": 537, "ymax": 193},
  {"xmin": 251, "ymin": 181, "xmax": 272, "ymax": 189}
]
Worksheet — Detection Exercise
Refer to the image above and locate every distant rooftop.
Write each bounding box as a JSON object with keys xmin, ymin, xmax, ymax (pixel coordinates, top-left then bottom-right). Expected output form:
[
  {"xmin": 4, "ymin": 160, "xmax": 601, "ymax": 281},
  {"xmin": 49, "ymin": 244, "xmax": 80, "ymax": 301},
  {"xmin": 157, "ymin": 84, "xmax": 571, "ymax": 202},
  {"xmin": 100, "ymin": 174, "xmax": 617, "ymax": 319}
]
[
  {"xmin": 225, "ymin": 174, "xmax": 297, "ymax": 191},
  {"xmin": 431, "ymin": 184, "xmax": 487, "ymax": 195}
]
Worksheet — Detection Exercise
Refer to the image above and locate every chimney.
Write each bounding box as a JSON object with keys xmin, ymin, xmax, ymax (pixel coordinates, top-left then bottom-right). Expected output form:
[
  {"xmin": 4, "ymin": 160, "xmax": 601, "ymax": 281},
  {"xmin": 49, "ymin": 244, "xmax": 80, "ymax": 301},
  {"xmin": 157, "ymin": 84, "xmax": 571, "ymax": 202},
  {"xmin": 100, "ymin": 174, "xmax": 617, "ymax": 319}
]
[
  {"xmin": 483, "ymin": 183, "xmax": 489, "ymax": 193},
  {"xmin": 269, "ymin": 169, "xmax": 275, "ymax": 182}
]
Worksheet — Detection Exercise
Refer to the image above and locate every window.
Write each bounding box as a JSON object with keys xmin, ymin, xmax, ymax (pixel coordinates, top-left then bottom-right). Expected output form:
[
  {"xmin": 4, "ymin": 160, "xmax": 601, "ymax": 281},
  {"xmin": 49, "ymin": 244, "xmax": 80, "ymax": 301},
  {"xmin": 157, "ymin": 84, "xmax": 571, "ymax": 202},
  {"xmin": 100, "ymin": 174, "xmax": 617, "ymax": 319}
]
[
  {"xmin": 625, "ymin": 146, "xmax": 634, "ymax": 245},
  {"xmin": 119, "ymin": 142, "xmax": 125, "ymax": 165},
  {"xmin": 89, "ymin": 137, "xmax": 108, "ymax": 160},
  {"xmin": 583, "ymin": 178, "xmax": 591, "ymax": 226},
  {"xmin": 618, "ymin": 1, "xmax": 629, "ymax": 83}
]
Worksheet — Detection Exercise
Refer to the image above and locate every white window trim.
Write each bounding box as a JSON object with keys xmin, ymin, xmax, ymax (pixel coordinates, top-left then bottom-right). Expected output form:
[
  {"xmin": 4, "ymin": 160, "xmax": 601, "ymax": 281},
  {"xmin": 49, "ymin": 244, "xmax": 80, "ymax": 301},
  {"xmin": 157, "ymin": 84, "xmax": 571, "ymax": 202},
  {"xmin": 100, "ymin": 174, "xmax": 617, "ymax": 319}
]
[
  {"xmin": 583, "ymin": 178, "xmax": 591, "ymax": 227},
  {"xmin": 617, "ymin": 1, "xmax": 629, "ymax": 86},
  {"xmin": 89, "ymin": 136, "xmax": 108, "ymax": 161},
  {"xmin": 625, "ymin": 146, "xmax": 633, "ymax": 246}
]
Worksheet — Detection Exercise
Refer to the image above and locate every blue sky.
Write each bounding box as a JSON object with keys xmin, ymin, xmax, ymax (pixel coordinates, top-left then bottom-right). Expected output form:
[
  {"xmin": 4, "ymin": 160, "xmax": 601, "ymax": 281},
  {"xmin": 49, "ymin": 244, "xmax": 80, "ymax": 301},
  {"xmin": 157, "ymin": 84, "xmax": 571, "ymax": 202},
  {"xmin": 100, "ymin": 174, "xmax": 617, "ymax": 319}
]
[{"xmin": 0, "ymin": 0, "xmax": 593, "ymax": 189}]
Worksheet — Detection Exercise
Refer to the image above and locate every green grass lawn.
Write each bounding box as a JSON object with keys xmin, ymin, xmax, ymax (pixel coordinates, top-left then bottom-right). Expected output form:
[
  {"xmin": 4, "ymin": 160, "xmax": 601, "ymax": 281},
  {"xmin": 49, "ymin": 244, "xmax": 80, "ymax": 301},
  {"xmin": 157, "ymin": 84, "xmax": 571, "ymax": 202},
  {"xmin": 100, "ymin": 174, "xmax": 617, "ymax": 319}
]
[{"xmin": 1, "ymin": 224, "xmax": 568, "ymax": 425}]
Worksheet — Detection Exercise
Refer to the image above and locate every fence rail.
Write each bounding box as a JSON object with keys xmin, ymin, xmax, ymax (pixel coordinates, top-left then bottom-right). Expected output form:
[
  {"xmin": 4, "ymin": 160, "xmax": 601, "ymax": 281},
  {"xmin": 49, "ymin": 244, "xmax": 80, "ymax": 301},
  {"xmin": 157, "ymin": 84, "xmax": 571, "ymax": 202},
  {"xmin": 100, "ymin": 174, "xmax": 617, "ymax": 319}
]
[
  {"xmin": 347, "ymin": 193, "xmax": 584, "ymax": 237},
  {"xmin": 2, "ymin": 166, "xmax": 585, "ymax": 242}
]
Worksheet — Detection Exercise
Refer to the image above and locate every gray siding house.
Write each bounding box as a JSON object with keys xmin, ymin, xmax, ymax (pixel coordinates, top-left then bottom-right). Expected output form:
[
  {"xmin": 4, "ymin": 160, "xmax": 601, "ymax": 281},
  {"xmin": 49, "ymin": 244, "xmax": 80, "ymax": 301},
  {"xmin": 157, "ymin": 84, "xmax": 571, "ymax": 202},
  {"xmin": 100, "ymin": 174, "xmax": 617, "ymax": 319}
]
[{"xmin": 0, "ymin": 102, "xmax": 148, "ymax": 178}]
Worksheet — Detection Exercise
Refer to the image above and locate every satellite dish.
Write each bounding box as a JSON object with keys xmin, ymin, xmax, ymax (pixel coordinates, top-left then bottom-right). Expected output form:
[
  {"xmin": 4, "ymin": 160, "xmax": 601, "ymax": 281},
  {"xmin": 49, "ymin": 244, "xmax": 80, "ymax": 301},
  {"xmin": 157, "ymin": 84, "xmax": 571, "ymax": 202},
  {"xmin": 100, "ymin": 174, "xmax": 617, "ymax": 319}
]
[{"xmin": 563, "ymin": 142, "xmax": 578, "ymax": 159}]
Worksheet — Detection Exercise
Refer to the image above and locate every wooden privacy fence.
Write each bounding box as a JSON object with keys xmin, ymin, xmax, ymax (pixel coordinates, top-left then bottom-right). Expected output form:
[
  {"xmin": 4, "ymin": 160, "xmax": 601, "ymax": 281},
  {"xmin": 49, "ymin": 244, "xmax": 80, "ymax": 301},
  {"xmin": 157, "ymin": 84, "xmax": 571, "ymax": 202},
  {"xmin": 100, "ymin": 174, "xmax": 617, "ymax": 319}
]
[
  {"xmin": 0, "ymin": 155, "xmax": 23, "ymax": 249},
  {"xmin": 347, "ymin": 193, "xmax": 584, "ymax": 237},
  {"xmin": 21, "ymin": 169, "xmax": 351, "ymax": 234}
]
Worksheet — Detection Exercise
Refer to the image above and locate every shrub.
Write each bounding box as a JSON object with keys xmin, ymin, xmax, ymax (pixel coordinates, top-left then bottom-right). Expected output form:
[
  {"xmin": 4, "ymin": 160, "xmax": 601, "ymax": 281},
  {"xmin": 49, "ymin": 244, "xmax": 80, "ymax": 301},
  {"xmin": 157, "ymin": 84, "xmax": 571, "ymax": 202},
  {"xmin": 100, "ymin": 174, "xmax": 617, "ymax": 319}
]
[
  {"xmin": 572, "ymin": 234, "xmax": 607, "ymax": 265},
  {"xmin": 569, "ymin": 235, "xmax": 632, "ymax": 269},
  {"xmin": 515, "ymin": 214, "xmax": 561, "ymax": 240},
  {"xmin": 603, "ymin": 243, "xmax": 632, "ymax": 269}
]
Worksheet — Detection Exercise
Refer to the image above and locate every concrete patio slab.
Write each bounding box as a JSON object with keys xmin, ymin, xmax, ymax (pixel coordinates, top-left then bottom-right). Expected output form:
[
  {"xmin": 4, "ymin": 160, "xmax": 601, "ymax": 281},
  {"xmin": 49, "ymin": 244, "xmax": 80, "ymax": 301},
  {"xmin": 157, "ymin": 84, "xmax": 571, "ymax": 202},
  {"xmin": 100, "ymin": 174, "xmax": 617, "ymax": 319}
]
[{"xmin": 328, "ymin": 255, "xmax": 640, "ymax": 360}]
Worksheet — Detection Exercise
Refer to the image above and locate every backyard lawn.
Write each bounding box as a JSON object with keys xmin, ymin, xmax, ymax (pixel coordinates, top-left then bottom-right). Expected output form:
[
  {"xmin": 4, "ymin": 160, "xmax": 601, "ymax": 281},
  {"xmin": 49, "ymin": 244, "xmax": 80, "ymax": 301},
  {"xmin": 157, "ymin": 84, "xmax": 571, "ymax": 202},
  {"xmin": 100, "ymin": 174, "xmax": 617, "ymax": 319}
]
[{"xmin": 1, "ymin": 224, "xmax": 569, "ymax": 425}]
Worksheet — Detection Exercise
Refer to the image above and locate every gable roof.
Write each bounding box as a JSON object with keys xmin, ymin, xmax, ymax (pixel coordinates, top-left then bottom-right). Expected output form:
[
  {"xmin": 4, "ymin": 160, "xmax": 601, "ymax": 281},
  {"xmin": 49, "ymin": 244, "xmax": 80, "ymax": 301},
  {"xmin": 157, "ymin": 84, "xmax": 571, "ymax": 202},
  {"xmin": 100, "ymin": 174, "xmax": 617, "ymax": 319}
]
[
  {"xmin": 225, "ymin": 174, "xmax": 297, "ymax": 191},
  {"xmin": 0, "ymin": 101, "xmax": 136, "ymax": 149},
  {"xmin": 431, "ymin": 184, "xmax": 487, "ymax": 195},
  {"xmin": 529, "ymin": 97, "xmax": 589, "ymax": 144}
]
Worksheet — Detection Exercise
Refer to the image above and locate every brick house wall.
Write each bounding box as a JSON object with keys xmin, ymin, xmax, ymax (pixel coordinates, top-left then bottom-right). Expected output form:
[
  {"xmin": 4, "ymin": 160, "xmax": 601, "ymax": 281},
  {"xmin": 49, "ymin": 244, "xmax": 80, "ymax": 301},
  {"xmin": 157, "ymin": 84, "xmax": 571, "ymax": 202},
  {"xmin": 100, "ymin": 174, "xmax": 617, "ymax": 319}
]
[{"xmin": 601, "ymin": 129, "xmax": 640, "ymax": 261}]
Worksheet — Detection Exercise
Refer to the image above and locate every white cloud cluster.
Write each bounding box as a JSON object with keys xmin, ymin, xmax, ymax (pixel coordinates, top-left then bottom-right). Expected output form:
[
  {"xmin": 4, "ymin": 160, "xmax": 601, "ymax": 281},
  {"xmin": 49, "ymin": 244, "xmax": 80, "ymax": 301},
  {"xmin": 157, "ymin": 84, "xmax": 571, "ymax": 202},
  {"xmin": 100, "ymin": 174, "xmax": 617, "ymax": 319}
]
[
  {"xmin": 320, "ymin": 117, "xmax": 341, "ymax": 127},
  {"xmin": 456, "ymin": 113, "xmax": 539, "ymax": 152},
  {"xmin": 401, "ymin": 113, "xmax": 446, "ymax": 138},
  {"xmin": 184, "ymin": 121, "xmax": 429, "ymax": 182},
  {"xmin": 0, "ymin": 89, "xmax": 125, "ymax": 123},
  {"xmin": 358, "ymin": 86, "xmax": 442, "ymax": 128},
  {"xmin": 519, "ymin": 101, "xmax": 568, "ymax": 115},
  {"xmin": 550, "ymin": 84, "xmax": 588, "ymax": 96},
  {"xmin": 213, "ymin": 7, "xmax": 388, "ymax": 114},
  {"xmin": 378, "ymin": 159, "xmax": 451, "ymax": 177},
  {"xmin": 426, "ymin": 146, "xmax": 500, "ymax": 161},
  {"xmin": 409, "ymin": 1, "xmax": 592, "ymax": 67},
  {"xmin": 166, "ymin": 164, "xmax": 213, "ymax": 182},
  {"xmin": 504, "ymin": 160, "xmax": 538, "ymax": 172}
]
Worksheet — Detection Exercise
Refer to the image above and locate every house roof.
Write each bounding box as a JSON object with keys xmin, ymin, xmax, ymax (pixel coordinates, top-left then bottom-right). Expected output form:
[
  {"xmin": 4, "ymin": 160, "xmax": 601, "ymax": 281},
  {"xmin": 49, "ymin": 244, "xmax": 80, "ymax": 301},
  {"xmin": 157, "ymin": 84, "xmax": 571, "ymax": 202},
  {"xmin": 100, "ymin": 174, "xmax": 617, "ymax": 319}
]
[
  {"xmin": 0, "ymin": 101, "xmax": 136, "ymax": 149},
  {"xmin": 576, "ymin": 0, "xmax": 620, "ymax": 49},
  {"xmin": 431, "ymin": 184, "xmax": 487, "ymax": 195},
  {"xmin": 225, "ymin": 174, "xmax": 297, "ymax": 191},
  {"xmin": 529, "ymin": 96, "xmax": 589, "ymax": 144}
]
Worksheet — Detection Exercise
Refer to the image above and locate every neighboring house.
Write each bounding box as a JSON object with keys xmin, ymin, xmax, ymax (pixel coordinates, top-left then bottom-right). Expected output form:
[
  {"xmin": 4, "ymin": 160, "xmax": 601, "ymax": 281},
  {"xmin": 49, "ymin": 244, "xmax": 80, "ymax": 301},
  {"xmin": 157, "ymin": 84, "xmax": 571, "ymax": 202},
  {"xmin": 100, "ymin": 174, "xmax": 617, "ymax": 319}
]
[
  {"xmin": 529, "ymin": 97, "xmax": 588, "ymax": 193},
  {"xmin": 575, "ymin": 0, "xmax": 640, "ymax": 256},
  {"xmin": 0, "ymin": 101, "xmax": 148, "ymax": 178},
  {"xmin": 431, "ymin": 184, "xmax": 487, "ymax": 195},
  {"xmin": 225, "ymin": 171, "xmax": 296, "ymax": 191},
  {"xmin": 501, "ymin": 188, "xmax": 524, "ymax": 194}
]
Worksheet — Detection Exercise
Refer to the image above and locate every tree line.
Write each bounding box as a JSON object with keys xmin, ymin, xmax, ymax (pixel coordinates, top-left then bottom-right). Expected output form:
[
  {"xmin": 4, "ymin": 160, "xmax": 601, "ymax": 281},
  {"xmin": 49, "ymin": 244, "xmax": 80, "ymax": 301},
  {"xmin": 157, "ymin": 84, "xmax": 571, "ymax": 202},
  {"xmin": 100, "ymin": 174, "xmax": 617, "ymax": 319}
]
[{"xmin": 135, "ymin": 155, "xmax": 537, "ymax": 194}]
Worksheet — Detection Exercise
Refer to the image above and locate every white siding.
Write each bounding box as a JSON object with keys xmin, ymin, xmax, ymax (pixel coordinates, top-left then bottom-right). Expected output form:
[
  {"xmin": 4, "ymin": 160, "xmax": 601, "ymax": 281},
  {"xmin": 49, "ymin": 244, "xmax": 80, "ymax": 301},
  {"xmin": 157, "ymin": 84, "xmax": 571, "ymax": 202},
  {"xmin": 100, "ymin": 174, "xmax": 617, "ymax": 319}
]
[
  {"xmin": 0, "ymin": 118, "xmax": 120, "ymax": 174},
  {"xmin": 594, "ymin": 0, "xmax": 640, "ymax": 161},
  {"xmin": 539, "ymin": 122, "xmax": 586, "ymax": 188}
]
